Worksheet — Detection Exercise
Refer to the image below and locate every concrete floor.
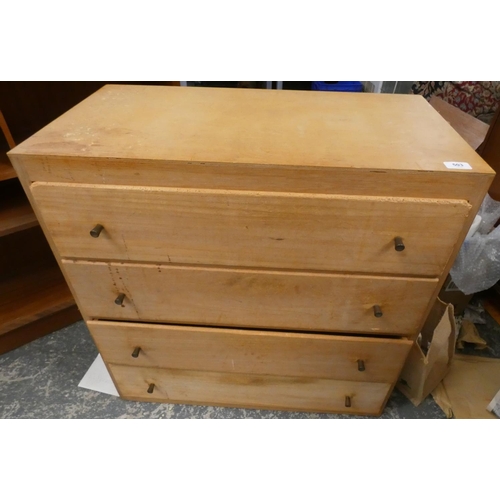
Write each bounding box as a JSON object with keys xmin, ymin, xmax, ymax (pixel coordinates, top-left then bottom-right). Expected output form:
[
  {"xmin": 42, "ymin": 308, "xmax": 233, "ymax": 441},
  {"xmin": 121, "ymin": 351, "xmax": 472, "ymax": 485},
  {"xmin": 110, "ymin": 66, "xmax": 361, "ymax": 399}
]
[{"xmin": 0, "ymin": 320, "xmax": 449, "ymax": 418}]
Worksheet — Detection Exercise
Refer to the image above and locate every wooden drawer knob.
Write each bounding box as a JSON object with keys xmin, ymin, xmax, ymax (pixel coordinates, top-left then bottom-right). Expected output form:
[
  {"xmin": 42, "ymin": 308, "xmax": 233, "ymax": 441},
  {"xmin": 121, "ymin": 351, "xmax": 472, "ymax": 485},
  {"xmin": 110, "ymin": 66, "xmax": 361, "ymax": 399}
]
[
  {"xmin": 131, "ymin": 347, "xmax": 141, "ymax": 358},
  {"xmin": 394, "ymin": 236, "xmax": 405, "ymax": 252},
  {"xmin": 373, "ymin": 305, "xmax": 383, "ymax": 318},
  {"xmin": 345, "ymin": 396, "xmax": 351, "ymax": 408},
  {"xmin": 147, "ymin": 383, "xmax": 155, "ymax": 394},
  {"xmin": 90, "ymin": 224, "xmax": 104, "ymax": 238},
  {"xmin": 357, "ymin": 359, "xmax": 365, "ymax": 372},
  {"xmin": 115, "ymin": 293, "xmax": 126, "ymax": 306}
]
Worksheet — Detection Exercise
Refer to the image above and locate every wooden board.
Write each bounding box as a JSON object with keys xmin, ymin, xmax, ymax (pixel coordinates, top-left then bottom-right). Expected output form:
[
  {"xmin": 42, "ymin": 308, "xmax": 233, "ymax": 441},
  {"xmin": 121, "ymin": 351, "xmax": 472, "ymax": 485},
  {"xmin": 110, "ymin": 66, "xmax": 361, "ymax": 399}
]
[
  {"xmin": 0, "ymin": 305, "xmax": 80, "ymax": 355},
  {"xmin": 0, "ymin": 151, "xmax": 16, "ymax": 181},
  {"xmin": 14, "ymin": 156, "xmax": 494, "ymax": 207},
  {"xmin": 0, "ymin": 82, "xmax": 181, "ymax": 145},
  {"xmin": 0, "ymin": 187, "xmax": 38, "ymax": 237},
  {"xmin": 0, "ymin": 226, "xmax": 58, "ymax": 281},
  {"xmin": 32, "ymin": 183, "xmax": 471, "ymax": 277},
  {"xmin": 9, "ymin": 85, "xmax": 493, "ymax": 176},
  {"xmin": 89, "ymin": 320, "xmax": 412, "ymax": 383},
  {"xmin": 0, "ymin": 109, "xmax": 16, "ymax": 180},
  {"xmin": 70, "ymin": 261, "xmax": 437, "ymax": 334},
  {"xmin": 0, "ymin": 263, "xmax": 77, "ymax": 336},
  {"xmin": 0, "ymin": 224, "xmax": 81, "ymax": 354},
  {"xmin": 0, "ymin": 109, "xmax": 16, "ymax": 149},
  {"xmin": 108, "ymin": 363, "xmax": 392, "ymax": 415}
]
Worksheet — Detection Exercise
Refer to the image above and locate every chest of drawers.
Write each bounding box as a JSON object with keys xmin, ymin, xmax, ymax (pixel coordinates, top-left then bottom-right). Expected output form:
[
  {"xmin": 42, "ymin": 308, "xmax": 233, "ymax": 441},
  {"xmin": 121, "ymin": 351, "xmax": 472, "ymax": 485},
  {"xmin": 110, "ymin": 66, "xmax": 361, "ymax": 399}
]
[{"xmin": 9, "ymin": 85, "xmax": 494, "ymax": 415}]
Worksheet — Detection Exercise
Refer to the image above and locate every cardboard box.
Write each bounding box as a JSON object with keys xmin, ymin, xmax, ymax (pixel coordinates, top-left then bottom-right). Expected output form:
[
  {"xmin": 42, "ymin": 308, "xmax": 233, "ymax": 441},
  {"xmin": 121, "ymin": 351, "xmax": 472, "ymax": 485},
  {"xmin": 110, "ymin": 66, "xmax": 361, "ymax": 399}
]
[
  {"xmin": 397, "ymin": 298, "xmax": 456, "ymax": 406},
  {"xmin": 438, "ymin": 274, "xmax": 473, "ymax": 315},
  {"xmin": 432, "ymin": 355, "xmax": 500, "ymax": 418},
  {"xmin": 429, "ymin": 96, "xmax": 489, "ymax": 151}
]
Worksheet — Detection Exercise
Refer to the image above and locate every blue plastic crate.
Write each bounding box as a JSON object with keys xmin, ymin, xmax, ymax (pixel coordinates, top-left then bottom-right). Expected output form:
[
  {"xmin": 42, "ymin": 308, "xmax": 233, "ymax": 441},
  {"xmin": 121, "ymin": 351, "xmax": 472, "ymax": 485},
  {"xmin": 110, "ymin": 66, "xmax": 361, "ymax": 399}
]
[{"xmin": 311, "ymin": 81, "xmax": 363, "ymax": 92}]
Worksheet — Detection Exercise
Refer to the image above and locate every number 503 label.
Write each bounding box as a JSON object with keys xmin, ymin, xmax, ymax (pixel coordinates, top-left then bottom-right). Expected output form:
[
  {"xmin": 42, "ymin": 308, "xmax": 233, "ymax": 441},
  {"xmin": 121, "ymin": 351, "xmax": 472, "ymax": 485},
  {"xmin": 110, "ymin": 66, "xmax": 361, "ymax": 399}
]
[{"xmin": 444, "ymin": 161, "xmax": 472, "ymax": 170}]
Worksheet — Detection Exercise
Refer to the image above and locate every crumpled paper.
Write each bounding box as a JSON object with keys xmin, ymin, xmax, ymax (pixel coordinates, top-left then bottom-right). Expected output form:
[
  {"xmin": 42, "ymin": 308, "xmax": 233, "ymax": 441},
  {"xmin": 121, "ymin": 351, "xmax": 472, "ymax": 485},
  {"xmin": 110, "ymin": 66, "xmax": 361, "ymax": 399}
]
[{"xmin": 456, "ymin": 319, "xmax": 488, "ymax": 350}]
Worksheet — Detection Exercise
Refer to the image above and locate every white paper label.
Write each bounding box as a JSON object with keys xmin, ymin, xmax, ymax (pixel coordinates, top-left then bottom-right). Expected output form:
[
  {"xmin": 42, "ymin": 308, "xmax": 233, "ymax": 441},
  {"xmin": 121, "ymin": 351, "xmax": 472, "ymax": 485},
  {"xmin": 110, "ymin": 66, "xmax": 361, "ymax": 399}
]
[{"xmin": 444, "ymin": 161, "xmax": 472, "ymax": 170}]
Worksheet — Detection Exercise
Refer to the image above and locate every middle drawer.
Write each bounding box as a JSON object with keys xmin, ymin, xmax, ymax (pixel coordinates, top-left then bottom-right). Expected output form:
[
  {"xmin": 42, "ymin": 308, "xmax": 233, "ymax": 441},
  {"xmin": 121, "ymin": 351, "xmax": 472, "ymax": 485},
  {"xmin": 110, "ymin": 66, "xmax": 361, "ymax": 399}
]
[{"xmin": 64, "ymin": 260, "xmax": 437, "ymax": 334}]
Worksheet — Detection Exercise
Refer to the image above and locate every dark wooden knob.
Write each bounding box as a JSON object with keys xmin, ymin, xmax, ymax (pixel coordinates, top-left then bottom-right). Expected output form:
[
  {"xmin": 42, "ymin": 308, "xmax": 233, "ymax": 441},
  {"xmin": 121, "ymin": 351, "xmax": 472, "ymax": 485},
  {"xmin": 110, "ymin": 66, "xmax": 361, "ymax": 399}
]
[
  {"xmin": 373, "ymin": 305, "xmax": 383, "ymax": 318},
  {"xmin": 131, "ymin": 347, "xmax": 141, "ymax": 358},
  {"xmin": 394, "ymin": 237, "xmax": 405, "ymax": 252},
  {"xmin": 357, "ymin": 359, "xmax": 365, "ymax": 372},
  {"xmin": 147, "ymin": 383, "xmax": 155, "ymax": 394},
  {"xmin": 115, "ymin": 293, "xmax": 126, "ymax": 306},
  {"xmin": 345, "ymin": 396, "xmax": 351, "ymax": 408},
  {"xmin": 90, "ymin": 224, "xmax": 104, "ymax": 238}
]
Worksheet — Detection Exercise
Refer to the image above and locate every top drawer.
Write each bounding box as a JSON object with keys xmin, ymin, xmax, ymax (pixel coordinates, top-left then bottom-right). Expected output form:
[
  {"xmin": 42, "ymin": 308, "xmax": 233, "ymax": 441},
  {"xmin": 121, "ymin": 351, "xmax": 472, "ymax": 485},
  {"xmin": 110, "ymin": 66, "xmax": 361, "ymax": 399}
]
[{"xmin": 31, "ymin": 182, "xmax": 471, "ymax": 276}]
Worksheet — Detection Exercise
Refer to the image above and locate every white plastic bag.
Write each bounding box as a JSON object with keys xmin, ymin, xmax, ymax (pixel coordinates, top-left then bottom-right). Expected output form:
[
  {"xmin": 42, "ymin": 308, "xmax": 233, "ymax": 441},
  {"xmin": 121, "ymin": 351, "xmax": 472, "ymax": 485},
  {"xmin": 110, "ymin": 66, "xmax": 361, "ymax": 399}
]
[
  {"xmin": 450, "ymin": 194, "xmax": 500, "ymax": 295},
  {"xmin": 477, "ymin": 193, "xmax": 500, "ymax": 234}
]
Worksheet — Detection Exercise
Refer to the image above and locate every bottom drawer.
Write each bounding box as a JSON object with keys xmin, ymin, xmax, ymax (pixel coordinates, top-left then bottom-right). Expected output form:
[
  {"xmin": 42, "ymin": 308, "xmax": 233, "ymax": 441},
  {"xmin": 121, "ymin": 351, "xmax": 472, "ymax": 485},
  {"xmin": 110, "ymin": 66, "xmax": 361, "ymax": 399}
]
[
  {"xmin": 88, "ymin": 320, "xmax": 412, "ymax": 383},
  {"xmin": 108, "ymin": 364, "xmax": 392, "ymax": 415}
]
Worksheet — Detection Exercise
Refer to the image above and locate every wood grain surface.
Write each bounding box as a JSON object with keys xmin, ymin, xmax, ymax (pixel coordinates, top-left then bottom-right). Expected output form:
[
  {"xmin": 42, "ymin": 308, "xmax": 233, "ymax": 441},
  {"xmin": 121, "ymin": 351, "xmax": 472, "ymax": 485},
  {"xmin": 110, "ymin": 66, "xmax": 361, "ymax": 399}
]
[
  {"xmin": 32, "ymin": 182, "xmax": 471, "ymax": 277},
  {"xmin": 9, "ymin": 85, "xmax": 493, "ymax": 175},
  {"xmin": 88, "ymin": 320, "xmax": 412, "ymax": 383},
  {"xmin": 68, "ymin": 261, "xmax": 437, "ymax": 334},
  {"xmin": 108, "ymin": 362, "xmax": 392, "ymax": 415},
  {"xmin": 15, "ymin": 156, "xmax": 493, "ymax": 206},
  {"xmin": 7, "ymin": 85, "xmax": 496, "ymax": 414}
]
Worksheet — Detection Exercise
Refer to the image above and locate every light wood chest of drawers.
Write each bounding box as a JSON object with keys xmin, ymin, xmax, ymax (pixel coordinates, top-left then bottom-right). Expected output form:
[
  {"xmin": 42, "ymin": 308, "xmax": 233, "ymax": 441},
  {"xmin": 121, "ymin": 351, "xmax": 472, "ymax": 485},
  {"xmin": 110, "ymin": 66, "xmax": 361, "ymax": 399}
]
[{"xmin": 9, "ymin": 85, "xmax": 494, "ymax": 415}]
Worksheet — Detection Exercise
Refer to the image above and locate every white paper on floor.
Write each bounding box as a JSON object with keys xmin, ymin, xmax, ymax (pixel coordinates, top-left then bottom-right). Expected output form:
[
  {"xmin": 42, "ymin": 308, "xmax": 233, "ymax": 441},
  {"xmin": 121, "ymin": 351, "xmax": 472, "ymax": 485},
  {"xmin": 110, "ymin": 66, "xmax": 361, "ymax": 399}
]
[{"xmin": 78, "ymin": 354, "xmax": 119, "ymax": 397}]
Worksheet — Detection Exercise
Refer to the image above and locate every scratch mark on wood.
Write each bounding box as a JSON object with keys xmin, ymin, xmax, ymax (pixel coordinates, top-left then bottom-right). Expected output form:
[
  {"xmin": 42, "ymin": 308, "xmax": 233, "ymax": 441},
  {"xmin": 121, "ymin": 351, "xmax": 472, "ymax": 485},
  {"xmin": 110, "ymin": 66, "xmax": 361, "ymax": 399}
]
[{"xmin": 121, "ymin": 235, "xmax": 130, "ymax": 259}]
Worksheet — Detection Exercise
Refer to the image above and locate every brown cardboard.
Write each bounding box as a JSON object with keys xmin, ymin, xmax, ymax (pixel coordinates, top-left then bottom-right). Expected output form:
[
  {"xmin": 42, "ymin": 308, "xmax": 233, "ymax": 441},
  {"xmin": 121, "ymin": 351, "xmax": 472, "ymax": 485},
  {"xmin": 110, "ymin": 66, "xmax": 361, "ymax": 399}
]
[
  {"xmin": 397, "ymin": 298, "xmax": 456, "ymax": 406},
  {"xmin": 429, "ymin": 96, "xmax": 489, "ymax": 151},
  {"xmin": 456, "ymin": 319, "xmax": 488, "ymax": 350},
  {"xmin": 438, "ymin": 274, "xmax": 473, "ymax": 315},
  {"xmin": 432, "ymin": 354, "xmax": 500, "ymax": 418}
]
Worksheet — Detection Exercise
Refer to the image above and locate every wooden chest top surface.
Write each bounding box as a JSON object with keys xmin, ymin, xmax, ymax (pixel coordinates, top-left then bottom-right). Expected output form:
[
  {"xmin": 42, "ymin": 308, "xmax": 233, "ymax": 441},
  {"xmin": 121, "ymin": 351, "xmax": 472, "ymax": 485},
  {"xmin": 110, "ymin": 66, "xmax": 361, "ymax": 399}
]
[{"xmin": 9, "ymin": 85, "xmax": 493, "ymax": 176}]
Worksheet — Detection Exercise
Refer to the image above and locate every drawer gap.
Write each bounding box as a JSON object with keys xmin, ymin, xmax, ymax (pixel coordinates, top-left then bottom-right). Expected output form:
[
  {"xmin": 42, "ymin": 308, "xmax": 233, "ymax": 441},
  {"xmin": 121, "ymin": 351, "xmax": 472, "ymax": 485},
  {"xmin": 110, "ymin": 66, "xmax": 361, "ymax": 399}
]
[
  {"xmin": 88, "ymin": 317, "xmax": 408, "ymax": 340},
  {"xmin": 64, "ymin": 257, "xmax": 441, "ymax": 280}
]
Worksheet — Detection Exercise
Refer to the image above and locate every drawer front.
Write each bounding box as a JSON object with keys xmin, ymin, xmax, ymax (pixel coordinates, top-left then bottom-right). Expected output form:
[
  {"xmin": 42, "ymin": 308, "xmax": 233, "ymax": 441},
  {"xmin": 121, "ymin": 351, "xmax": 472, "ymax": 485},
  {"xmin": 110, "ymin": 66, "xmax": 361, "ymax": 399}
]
[
  {"xmin": 108, "ymin": 363, "xmax": 392, "ymax": 415},
  {"xmin": 32, "ymin": 182, "xmax": 471, "ymax": 276},
  {"xmin": 89, "ymin": 320, "xmax": 412, "ymax": 383},
  {"xmin": 68, "ymin": 261, "xmax": 436, "ymax": 334}
]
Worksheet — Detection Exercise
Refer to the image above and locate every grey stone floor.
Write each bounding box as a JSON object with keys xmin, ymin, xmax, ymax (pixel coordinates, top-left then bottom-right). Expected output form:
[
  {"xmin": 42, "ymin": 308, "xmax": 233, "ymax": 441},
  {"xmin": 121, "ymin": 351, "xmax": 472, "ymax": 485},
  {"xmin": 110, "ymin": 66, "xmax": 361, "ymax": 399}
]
[{"xmin": 0, "ymin": 320, "xmax": 447, "ymax": 418}]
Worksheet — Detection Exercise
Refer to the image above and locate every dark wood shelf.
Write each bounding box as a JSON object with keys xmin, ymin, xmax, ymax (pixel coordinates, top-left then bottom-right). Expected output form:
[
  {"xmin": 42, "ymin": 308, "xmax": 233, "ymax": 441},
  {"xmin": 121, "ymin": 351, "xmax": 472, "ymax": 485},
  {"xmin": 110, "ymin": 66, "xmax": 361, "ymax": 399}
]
[
  {"xmin": 0, "ymin": 264, "xmax": 75, "ymax": 336},
  {"xmin": 0, "ymin": 103, "xmax": 81, "ymax": 355},
  {"xmin": 0, "ymin": 150, "xmax": 16, "ymax": 181},
  {"xmin": 0, "ymin": 185, "xmax": 38, "ymax": 237},
  {"xmin": 0, "ymin": 263, "xmax": 79, "ymax": 354}
]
